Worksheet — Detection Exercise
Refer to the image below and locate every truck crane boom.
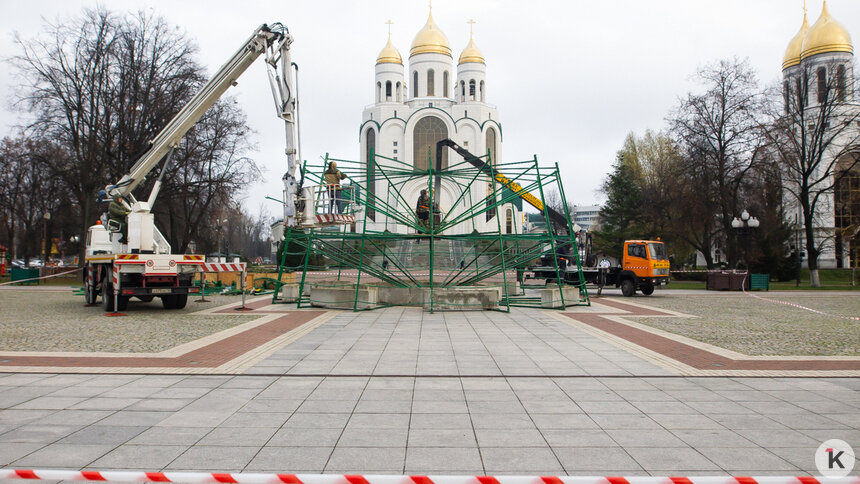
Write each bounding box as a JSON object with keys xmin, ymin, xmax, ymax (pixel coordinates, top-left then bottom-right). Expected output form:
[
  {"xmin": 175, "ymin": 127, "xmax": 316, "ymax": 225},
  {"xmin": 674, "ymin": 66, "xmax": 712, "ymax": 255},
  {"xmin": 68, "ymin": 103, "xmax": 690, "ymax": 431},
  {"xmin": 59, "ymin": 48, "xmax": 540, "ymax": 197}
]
[{"xmin": 106, "ymin": 23, "xmax": 296, "ymax": 208}]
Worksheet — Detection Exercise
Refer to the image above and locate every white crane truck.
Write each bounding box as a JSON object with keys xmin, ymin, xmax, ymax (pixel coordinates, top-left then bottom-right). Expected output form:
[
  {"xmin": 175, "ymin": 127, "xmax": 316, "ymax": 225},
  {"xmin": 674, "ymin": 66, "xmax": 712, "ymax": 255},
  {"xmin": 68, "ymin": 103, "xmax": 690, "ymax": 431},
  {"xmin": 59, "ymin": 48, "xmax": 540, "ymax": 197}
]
[{"xmin": 84, "ymin": 23, "xmax": 300, "ymax": 312}]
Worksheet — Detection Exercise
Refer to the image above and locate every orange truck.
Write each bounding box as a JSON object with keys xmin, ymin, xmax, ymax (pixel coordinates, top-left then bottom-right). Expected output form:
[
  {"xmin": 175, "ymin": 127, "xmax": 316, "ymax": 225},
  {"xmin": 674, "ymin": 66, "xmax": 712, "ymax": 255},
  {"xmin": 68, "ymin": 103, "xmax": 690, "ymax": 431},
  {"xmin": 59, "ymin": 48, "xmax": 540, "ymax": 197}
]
[
  {"xmin": 612, "ymin": 239, "xmax": 671, "ymax": 296},
  {"xmin": 531, "ymin": 238, "xmax": 670, "ymax": 297}
]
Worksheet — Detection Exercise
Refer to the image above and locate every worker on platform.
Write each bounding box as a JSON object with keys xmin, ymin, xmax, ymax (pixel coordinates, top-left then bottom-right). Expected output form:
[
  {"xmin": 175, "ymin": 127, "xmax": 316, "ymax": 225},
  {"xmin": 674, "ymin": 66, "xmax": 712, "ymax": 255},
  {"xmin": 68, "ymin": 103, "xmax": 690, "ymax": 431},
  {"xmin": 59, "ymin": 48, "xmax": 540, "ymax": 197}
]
[
  {"xmin": 416, "ymin": 189, "xmax": 430, "ymax": 231},
  {"xmin": 108, "ymin": 196, "xmax": 131, "ymax": 244},
  {"xmin": 324, "ymin": 161, "xmax": 346, "ymax": 214}
]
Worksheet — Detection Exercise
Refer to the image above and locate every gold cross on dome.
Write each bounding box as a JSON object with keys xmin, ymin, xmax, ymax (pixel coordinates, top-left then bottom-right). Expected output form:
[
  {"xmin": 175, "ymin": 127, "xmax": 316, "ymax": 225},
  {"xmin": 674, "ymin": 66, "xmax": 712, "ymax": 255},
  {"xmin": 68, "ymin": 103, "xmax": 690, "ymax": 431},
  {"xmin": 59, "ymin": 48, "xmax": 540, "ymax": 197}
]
[
  {"xmin": 385, "ymin": 19, "xmax": 393, "ymax": 37},
  {"xmin": 467, "ymin": 18, "xmax": 476, "ymax": 37}
]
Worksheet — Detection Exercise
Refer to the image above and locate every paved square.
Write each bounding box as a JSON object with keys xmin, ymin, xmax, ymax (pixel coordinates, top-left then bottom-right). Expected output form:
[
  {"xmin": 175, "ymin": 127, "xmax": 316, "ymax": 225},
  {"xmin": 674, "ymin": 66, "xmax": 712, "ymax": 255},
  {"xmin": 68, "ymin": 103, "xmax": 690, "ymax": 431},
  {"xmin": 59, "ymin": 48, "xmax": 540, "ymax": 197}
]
[{"xmin": 0, "ymin": 289, "xmax": 857, "ymax": 475}]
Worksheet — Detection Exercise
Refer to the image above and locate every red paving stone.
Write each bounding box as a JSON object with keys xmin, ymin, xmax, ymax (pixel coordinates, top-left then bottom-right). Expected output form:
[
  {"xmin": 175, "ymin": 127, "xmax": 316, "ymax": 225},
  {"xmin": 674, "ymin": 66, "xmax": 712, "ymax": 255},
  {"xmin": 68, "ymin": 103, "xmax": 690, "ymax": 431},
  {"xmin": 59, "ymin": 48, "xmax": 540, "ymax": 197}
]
[
  {"xmin": 568, "ymin": 298, "xmax": 860, "ymax": 371},
  {"xmin": 0, "ymin": 309, "xmax": 326, "ymax": 369}
]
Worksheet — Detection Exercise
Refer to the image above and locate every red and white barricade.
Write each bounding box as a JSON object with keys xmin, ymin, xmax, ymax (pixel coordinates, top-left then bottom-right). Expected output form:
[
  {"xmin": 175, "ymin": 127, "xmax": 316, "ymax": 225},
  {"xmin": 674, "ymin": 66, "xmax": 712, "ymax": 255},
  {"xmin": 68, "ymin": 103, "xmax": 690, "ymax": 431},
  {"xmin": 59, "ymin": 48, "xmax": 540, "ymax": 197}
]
[{"xmin": 199, "ymin": 261, "xmax": 249, "ymax": 309}]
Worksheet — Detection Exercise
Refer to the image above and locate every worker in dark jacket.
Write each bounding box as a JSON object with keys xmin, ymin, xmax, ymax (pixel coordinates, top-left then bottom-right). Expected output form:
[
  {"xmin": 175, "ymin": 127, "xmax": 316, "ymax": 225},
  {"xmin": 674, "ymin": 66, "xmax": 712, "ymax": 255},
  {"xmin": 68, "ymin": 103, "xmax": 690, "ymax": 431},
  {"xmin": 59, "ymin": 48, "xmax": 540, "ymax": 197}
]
[
  {"xmin": 323, "ymin": 161, "xmax": 346, "ymax": 213},
  {"xmin": 108, "ymin": 196, "xmax": 131, "ymax": 244},
  {"xmin": 416, "ymin": 189, "xmax": 430, "ymax": 230}
]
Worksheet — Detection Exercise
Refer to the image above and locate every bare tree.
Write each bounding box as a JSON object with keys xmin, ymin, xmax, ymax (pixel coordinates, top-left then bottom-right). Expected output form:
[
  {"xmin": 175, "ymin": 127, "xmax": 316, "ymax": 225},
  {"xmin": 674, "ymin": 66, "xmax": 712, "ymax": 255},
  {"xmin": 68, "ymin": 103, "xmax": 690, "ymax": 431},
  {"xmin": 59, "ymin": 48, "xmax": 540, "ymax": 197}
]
[
  {"xmin": 0, "ymin": 137, "xmax": 70, "ymax": 264},
  {"xmin": 762, "ymin": 59, "xmax": 860, "ymax": 286},
  {"xmin": 669, "ymin": 58, "xmax": 765, "ymax": 268},
  {"xmin": 10, "ymin": 8, "xmax": 119, "ymax": 262},
  {"xmin": 9, "ymin": 8, "xmax": 258, "ymax": 261}
]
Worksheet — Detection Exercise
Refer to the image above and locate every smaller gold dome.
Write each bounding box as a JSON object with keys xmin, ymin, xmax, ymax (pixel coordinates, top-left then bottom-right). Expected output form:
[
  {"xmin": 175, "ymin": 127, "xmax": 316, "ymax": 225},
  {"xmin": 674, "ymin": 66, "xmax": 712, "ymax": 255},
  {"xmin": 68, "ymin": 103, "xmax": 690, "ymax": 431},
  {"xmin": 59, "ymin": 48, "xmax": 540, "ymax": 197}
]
[
  {"xmin": 458, "ymin": 37, "xmax": 485, "ymax": 65},
  {"xmin": 376, "ymin": 36, "xmax": 402, "ymax": 65},
  {"xmin": 410, "ymin": 12, "xmax": 452, "ymax": 57},
  {"xmin": 801, "ymin": 1, "xmax": 853, "ymax": 60},
  {"xmin": 782, "ymin": 13, "xmax": 809, "ymax": 70}
]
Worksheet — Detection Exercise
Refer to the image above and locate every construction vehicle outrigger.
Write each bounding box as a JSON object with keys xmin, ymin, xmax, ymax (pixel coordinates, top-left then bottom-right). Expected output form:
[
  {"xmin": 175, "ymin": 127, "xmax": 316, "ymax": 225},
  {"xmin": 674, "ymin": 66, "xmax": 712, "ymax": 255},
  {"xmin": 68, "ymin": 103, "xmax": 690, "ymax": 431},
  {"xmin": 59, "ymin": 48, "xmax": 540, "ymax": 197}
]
[{"xmin": 84, "ymin": 23, "xmax": 301, "ymax": 312}]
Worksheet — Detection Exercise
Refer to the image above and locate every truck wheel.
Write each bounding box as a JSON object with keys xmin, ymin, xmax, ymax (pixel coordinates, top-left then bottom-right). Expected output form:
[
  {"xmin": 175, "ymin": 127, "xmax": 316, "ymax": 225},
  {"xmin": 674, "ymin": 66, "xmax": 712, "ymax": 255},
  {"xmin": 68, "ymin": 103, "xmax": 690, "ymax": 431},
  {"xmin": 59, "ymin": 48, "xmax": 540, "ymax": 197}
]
[
  {"xmin": 621, "ymin": 279, "xmax": 635, "ymax": 297},
  {"xmin": 641, "ymin": 283, "xmax": 655, "ymax": 296},
  {"xmin": 102, "ymin": 278, "xmax": 115, "ymax": 312},
  {"xmin": 84, "ymin": 266, "xmax": 98, "ymax": 305},
  {"xmin": 161, "ymin": 295, "xmax": 177, "ymax": 309},
  {"xmin": 174, "ymin": 294, "xmax": 188, "ymax": 309}
]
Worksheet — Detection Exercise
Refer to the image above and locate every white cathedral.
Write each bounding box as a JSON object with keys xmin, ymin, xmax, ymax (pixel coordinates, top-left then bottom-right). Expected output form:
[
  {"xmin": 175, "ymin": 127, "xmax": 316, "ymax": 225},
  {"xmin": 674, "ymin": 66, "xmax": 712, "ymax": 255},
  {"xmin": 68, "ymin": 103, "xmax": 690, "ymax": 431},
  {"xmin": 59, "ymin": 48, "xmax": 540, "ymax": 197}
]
[{"xmin": 357, "ymin": 10, "xmax": 521, "ymax": 235}]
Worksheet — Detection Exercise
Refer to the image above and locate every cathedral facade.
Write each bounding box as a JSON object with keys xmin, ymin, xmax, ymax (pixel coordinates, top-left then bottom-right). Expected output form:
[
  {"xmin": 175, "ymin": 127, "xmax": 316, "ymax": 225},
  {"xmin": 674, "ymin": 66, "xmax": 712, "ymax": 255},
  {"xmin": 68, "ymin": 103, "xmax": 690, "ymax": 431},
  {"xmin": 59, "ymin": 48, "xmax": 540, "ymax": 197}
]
[
  {"xmin": 782, "ymin": 0, "xmax": 859, "ymax": 268},
  {"xmin": 357, "ymin": 10, "xmax": 520, "ymax": 235}
]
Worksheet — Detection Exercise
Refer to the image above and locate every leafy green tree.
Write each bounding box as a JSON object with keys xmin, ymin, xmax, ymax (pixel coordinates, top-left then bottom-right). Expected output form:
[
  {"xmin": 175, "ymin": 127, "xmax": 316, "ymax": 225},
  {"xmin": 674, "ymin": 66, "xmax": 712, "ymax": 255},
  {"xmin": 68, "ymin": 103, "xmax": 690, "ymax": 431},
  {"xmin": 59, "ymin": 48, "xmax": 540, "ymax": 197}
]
[{"xmin": 593, "ymin": 135, "xmax": 644, "ymax": 256}]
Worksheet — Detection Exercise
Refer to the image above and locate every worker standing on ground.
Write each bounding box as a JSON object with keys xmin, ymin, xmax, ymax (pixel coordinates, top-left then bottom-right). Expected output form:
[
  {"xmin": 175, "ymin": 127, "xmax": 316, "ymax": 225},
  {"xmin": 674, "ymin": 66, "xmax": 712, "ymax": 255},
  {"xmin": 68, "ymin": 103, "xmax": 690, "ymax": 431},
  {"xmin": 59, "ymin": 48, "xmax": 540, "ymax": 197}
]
[
  {"xmin": 324, "ymin": 161, "xmax": 346, "ymax": 214},
  {"xmin": 109, "ymin": 196, "xmax": 131, "ymax": 244},
  {"xmin": 416, "ymin": 189, "xmax": 430, "ymax": 231}
]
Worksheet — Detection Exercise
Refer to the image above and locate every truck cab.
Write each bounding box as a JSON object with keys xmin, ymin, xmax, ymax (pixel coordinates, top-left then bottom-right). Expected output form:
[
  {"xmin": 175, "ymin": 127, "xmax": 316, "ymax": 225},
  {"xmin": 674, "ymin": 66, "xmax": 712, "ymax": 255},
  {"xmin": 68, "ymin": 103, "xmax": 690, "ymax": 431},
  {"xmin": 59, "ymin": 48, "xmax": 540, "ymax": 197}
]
[
  {"xmin": 619, "ymin": 239, "xmax": 670, "ymax": 296},
  {"xmin": 85, "ymin": 222, "xmax": 112, "ymax": 256}
]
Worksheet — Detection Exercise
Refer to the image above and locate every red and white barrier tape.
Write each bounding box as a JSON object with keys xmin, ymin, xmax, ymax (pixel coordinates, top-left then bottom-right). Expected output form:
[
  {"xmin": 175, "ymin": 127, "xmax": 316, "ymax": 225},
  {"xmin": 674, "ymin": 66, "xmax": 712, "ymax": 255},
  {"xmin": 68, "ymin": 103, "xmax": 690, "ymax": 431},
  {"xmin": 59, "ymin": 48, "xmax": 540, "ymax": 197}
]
[
  {"xmin": 0, "ymin": 268, "xmax": 82, "ymax": 286},
  {"xmin": 0, "ymin": 470, "xmax": 855, "ymax": 484}
]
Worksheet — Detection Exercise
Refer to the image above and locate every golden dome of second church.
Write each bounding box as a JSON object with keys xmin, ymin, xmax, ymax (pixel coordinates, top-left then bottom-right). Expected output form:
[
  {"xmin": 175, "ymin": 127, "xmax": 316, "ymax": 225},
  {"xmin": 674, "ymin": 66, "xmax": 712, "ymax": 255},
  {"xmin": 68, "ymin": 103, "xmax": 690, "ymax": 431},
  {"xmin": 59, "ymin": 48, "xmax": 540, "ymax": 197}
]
[
  {"xmin": 801, "ymin": 1, "xmax": 852, "ymax": 59},
  {"xmin": 783, "ymin": 1, "xmax": 853, "ymax": 70}
]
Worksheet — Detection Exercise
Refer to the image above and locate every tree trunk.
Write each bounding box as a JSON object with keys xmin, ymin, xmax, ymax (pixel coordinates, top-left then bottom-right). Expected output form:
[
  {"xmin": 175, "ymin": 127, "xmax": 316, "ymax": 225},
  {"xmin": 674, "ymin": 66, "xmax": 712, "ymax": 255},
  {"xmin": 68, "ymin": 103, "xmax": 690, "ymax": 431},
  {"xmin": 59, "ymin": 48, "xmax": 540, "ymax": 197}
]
[
  {"xmin": 809, "ymin": 268, "xmax": 820, "ymax": 287},
  {"xmin": 78, "ymin": 196, "xmax": 91, "ymax": 267}
]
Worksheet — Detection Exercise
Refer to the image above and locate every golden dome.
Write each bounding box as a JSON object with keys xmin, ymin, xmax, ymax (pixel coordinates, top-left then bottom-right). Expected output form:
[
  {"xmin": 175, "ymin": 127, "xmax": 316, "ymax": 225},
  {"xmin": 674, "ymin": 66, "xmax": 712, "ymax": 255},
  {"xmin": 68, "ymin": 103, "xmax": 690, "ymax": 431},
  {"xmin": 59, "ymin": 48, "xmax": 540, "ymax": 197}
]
[
  {"xmin": 458, "ymin": 36, "xmax": 485, "ymax": 64},
  {"xmin": 376, "ymin": 35, "xmax": 402, "ymax": 65},
  {"xmin": 782, "ymin": 12, "xmax": 809, "ymax": 69},
  {"xmin": 801, "ymin": 1, "xmax": 853, "ymax": 60},
  {"xmin": 410, "ymin": 11, "xmax": 451, "ymax": 57}
]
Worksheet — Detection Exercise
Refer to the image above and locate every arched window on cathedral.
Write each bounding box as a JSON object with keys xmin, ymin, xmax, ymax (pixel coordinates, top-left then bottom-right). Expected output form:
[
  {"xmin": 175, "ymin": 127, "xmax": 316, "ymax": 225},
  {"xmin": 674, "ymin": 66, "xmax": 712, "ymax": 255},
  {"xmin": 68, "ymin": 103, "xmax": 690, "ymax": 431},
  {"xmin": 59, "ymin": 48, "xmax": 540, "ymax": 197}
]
[
  {"xmin": 485, "ymin": 127, "xmax": 497, "ymax": 221},
  {"xmin": 385, "ymin": 81, "xmax": 392, "ymax": 102},
  {"xmin": 377, "ymin": 82, "xmax": 381, "ymax": 103},
  {"xmin": 460, "ymin": 80, "xmax": 465, "ymax": 100},
  {"xmin": 413, "ymin": 71, "xmax": 418, "ymax": 98},
  {"xmin": 413, "ymin": 116, "xmax": 448, "ymax": 171},
  {"xmin": 486, "ymin": 127, "xmax": 497, "ymax": 165},
  {"xmin": 427, "ymin": 69, "xmax": 435, "ymax": 96},
  {"xmin": 480, "ymin": 80, "xmax": 485, "ymax": 102},
  {"xmin": 505, "ymin": 209, "xmax": 513, "ymax": 234},
  {"xmin": 443, "ymin": 71, "xmax": 449, "ymax": 98},
  {"xmin": 817, "ymin": 67, "xmax": 827, "ymax": 103},
  {"xmin": 837, "ymin": 65, "xmax": 847, "ymax": 102},
  {"xmin": 366, "ymin": 128, "xmax": 376, "ymax": 221},
  {"xmin": 469, "ymin": 79, "xmax": 476, "ymax": 101},
  {"xmin": 783, "ymin": 81, "xmax": 790, "ymax": 113},
  {"xmin": 796, "ymin": 78, "xmax": 805, "ymax": 108},
  {"xmin": 396, "ymin": 82, "xmax": 402, "ymax": 102}
]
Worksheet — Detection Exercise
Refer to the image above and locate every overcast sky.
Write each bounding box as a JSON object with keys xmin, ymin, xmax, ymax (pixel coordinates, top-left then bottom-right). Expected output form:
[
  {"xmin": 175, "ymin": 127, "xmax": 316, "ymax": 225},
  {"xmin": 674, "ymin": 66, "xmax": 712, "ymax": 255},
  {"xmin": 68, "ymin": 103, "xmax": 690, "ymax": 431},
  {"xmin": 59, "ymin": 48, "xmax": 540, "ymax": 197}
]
[{"xmin": 2, "ymin": 0, "xmax": 859, "ymax": 218}]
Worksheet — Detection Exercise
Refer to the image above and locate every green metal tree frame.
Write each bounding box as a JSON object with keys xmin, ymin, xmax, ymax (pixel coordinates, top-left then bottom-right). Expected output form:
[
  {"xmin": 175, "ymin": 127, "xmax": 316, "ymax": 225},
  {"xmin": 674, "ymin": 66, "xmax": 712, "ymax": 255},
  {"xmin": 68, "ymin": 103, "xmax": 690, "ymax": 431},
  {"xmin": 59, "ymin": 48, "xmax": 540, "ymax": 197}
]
[{"xmin": 272, "ymin": 140, "xmax": 589, "ymax": 312}]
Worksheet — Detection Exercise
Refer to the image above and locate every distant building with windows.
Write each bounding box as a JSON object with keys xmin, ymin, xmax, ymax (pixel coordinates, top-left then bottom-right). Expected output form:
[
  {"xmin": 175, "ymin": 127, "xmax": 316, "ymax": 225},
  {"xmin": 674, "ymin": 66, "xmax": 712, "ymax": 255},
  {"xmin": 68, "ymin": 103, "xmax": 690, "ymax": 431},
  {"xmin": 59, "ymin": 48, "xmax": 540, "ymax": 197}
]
[
  {"xmin": 571, "ymin": 205, "xmax": 600, "ymax": 231},
  {"xmin": 523, "ymin": 204, "xmax": 601, "ymax": 233}
]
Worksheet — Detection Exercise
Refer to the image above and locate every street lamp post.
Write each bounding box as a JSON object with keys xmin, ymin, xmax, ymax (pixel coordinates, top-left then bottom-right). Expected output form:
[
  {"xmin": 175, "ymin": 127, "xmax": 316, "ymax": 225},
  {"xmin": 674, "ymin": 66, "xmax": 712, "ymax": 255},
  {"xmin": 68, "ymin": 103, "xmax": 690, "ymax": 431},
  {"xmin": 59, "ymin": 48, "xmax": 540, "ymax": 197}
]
[
  {"xmin": 222, "ymin": 219, "xmax": 230, "ymax": 262},
  {"xmin": 731, "ymin": 209, "xmax": 760, "ymax": 288}
]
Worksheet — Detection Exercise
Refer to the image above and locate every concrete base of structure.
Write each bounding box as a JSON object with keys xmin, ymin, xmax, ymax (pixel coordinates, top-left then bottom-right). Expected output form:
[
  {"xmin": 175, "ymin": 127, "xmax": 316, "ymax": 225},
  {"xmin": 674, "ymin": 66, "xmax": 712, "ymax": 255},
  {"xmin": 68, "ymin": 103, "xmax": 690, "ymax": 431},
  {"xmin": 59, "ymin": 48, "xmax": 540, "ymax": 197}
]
[
  {"xmin": 308, "ymin": 281, "xmax": 504, "ymax": 311},
  {"xmin": 275, "ymin": 284, "xmax": 301, "ymax": 303},
  {"xmin": 425, "ymin": 286, "xmax": 499, "ymax": 310},
  {"xmin": 309, "ymin": 282, "xmax": 378, "ymax": 310},
  {"xmin": 540, "ymin": 286, "xmax": 581, "ymax": 308}
]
